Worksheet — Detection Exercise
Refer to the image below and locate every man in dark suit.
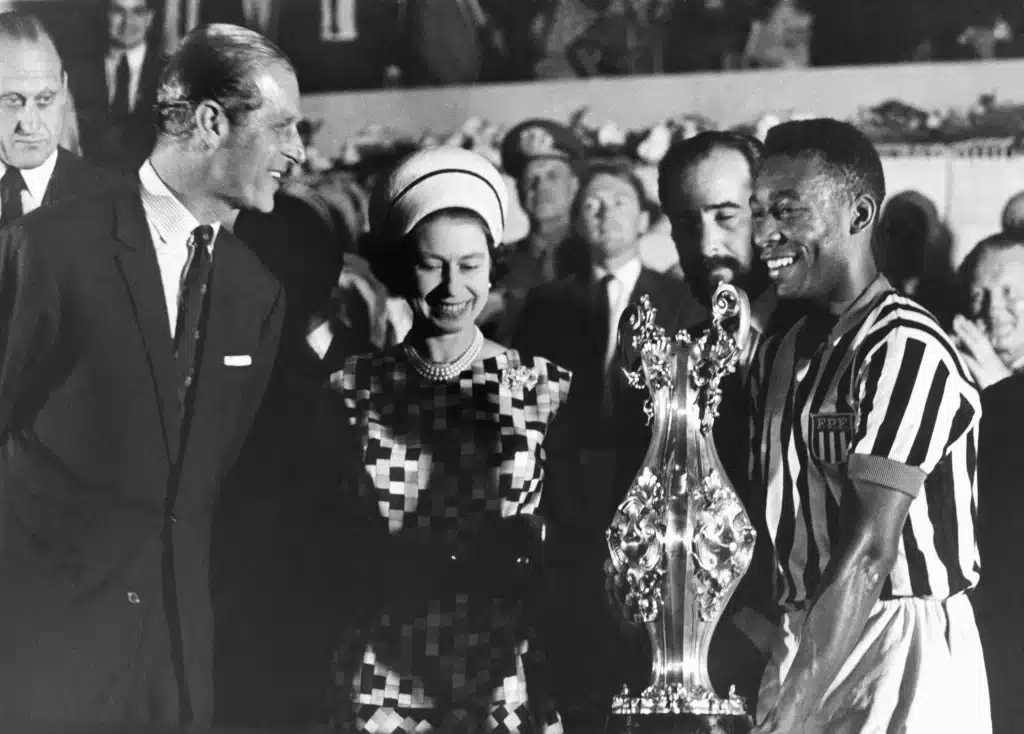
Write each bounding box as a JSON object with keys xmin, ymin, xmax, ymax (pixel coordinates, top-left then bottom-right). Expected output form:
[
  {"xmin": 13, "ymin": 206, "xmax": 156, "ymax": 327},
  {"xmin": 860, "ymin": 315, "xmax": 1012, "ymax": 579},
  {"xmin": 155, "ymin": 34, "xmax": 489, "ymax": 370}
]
[
  {"xmin": 0, "ymin": 23, "xmax": 301, "ymax": 729},
  {"xmin": 512, "ymin": 159, "xmax": 706, "ymax": 731},
  {"xmin": 70, "ymin": 0, "xmax": 163, "ymax": 173},
  {"xmin": 212, "ymin": 182, "xmax": 346, "ymax": 728},
  {"xmin": 0, "ymin": 12, "xmax": 112, "ymax": 226}
]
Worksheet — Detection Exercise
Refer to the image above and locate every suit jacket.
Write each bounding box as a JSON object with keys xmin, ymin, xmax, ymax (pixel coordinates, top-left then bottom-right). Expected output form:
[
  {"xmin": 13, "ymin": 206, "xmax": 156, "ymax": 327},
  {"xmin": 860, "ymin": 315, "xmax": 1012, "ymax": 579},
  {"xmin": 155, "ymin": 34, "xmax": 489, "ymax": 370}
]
[
  {"xmin": 35, "ymin": 146, "xmax": 119, "ymax": 209},
  {"xmin": 212, "ymin": 187, "xmax": 345, "ymax": 725},
  {"xmin": 513, "ymin": 266, "xmax": 707, "ymax": 535},
  {"xmin": 0, "ymin": 181, "xmax": 285, "ymax": 727},
  {"xmin": 70, "ymin": 45, "xmax": 164, "ymax": 173}
]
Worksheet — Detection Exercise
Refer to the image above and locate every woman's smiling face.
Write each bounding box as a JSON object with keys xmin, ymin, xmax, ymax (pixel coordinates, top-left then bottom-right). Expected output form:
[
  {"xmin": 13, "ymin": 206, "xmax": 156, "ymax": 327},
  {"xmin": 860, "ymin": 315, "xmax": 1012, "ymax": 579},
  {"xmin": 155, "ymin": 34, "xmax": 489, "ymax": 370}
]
[{"xmin": 408, "ymin": 210, "xmax": 493, "ymax": 335}]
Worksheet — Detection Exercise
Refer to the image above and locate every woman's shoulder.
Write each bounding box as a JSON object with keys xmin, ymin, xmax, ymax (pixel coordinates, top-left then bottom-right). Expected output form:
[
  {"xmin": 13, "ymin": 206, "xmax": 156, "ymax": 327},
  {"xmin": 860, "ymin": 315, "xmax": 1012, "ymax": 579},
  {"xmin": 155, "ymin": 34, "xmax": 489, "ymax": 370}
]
[{"xmin": 328, "ymin": 348, "xmax": 403, "ymax": 393}]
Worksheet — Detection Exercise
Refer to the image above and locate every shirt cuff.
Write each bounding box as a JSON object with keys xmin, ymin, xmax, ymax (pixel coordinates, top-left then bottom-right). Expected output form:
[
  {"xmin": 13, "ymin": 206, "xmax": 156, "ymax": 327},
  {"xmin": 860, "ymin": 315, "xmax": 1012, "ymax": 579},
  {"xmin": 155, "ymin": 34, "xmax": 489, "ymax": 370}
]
[{"xmin": 848, "ymin": 454, "xmax": 927, "ymax": 498}]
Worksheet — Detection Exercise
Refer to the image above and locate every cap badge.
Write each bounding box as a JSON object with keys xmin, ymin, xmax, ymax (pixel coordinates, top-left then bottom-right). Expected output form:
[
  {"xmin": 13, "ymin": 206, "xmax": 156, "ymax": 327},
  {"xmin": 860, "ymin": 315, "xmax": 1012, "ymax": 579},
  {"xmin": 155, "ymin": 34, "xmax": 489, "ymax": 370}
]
[{"xmin": 519, "ymin": 126, "xmax": 556, "ymax": 157}]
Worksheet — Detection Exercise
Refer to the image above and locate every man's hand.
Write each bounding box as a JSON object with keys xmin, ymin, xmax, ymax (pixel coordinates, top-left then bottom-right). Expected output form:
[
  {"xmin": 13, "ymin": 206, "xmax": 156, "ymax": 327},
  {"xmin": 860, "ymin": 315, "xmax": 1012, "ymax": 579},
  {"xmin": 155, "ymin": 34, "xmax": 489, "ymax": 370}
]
[{"xmin": 952, "ymin": 315, "xmax": 1011, "ymax": 389}]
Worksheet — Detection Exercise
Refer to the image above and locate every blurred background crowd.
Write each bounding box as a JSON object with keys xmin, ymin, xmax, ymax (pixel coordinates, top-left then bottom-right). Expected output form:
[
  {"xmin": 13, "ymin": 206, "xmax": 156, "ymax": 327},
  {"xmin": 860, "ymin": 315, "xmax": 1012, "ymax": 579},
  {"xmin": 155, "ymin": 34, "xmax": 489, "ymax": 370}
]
[{"xmin": 19, "ymin": 0, "xmax": 1024, "ymax": 93}]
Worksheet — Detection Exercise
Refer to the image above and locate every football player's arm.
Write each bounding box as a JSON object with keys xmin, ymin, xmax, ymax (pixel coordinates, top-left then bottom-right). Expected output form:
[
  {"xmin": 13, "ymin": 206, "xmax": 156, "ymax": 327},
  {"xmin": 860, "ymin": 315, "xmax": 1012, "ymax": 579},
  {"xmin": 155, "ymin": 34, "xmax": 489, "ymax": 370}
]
[
  {"xmin": 752, "ymin": 477, "xmax": 915, "ymax": 734},
  {"xmin": 755, "ymin": 326, "xmax": 978, "ymax": 733}
]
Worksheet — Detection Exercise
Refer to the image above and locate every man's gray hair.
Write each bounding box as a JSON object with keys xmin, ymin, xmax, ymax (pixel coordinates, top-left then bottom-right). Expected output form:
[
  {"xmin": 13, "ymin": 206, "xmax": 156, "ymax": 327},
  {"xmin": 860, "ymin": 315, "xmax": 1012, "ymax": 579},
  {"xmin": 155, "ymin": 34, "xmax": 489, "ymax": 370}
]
[{"xmin": 155, "ymin": 23, "xmax": 293, "ymax": 139}]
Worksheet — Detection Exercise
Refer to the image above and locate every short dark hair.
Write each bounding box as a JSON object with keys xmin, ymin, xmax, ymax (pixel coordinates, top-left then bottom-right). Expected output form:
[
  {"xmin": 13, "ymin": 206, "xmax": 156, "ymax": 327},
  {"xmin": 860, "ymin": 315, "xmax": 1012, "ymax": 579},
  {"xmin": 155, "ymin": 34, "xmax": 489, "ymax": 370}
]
[
  {"xmin": 0, "ymin": 11, "xmax": 62, "ymax": 73},
  {"xmin": 577, "ymin": 158, "xmax": 651, "ymax": 214},
  {"xmin": 657, "ymin": 131, "xmax": 763, "ymax": 208},
  {"xmin": 958, "ymin": 232, "xmax": 1024, "ymax": 291},
  {"xmin": 763, "ymin": 118, "xmax": 886, "ymax": 214},
  {"xmin": 155, "ymin": 23, "xmax": 293, "ymax": 138}
]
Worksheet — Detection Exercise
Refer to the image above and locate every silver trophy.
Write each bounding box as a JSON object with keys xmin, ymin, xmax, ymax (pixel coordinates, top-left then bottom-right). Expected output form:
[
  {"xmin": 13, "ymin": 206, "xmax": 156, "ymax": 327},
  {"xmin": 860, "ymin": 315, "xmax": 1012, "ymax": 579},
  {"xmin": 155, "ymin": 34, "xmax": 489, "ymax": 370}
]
[{"xmin": 605, "ymin": 283, "xmax": 757, "ymax": 734}]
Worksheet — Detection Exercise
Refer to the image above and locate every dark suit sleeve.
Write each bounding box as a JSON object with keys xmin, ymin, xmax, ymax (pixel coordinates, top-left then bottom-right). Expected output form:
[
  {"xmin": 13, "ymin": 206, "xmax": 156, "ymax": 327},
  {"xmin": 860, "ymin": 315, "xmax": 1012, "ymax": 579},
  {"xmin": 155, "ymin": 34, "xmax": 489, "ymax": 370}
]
[
  {"xmin": 0, "ymin": 225, "xmax": 60, "ymax": 443},
  {"xmin": 224, "ymin": 284, "xmax": 287, "ymax": 472}
]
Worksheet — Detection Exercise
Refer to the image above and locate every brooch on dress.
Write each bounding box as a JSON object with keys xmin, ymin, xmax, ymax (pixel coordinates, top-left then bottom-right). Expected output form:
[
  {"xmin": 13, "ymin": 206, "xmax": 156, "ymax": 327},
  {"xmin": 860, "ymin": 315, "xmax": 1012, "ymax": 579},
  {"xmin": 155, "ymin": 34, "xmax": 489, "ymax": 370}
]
[{"xmin": 500, "ymin": 365, "xmax": 539, "ymax": 390}]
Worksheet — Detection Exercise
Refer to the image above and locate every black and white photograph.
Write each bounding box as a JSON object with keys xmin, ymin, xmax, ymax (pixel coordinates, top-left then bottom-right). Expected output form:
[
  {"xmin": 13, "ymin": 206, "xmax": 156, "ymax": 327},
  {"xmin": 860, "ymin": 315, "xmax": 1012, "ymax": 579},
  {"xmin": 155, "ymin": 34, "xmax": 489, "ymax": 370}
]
[{"xmin": 0, "ymin": 1, "xmax": 1021, "ymax": 733}]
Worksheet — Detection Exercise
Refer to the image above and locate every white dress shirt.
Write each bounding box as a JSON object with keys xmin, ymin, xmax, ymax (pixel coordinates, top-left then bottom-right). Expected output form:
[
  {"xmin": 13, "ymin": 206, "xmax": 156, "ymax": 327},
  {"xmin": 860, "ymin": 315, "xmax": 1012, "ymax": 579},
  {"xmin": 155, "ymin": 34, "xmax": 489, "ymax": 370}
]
[
  {"xmin": 593, "ymin": 257, "xmax": 643, "ymax": 371},
  {"xmin": 105, "ymin": 42, "xmax": 148, "ymax": 111},
  {"xmin": 0, "ymin": 149, "xmax": 58, "ymax": 221},
  {"xmin": 138, "ymin": 160, "xmax": 220, "ymax": 337}
]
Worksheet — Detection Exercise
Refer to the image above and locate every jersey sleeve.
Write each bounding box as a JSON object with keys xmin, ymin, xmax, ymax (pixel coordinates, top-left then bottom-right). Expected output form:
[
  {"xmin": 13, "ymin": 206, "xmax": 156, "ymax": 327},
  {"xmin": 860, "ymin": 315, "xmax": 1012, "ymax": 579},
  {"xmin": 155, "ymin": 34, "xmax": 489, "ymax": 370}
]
[{"xmin": 848, "ymin": 321, "xmax": 981, "ymax": 496}]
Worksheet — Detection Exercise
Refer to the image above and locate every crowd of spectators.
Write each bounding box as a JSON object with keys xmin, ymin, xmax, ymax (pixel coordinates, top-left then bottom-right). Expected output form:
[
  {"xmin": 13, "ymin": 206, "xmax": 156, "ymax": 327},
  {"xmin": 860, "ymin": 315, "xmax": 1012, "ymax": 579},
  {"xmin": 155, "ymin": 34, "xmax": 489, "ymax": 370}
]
[{"xmin": 14, "ymin": 0, "xmax": 1024, "ymax": 95}]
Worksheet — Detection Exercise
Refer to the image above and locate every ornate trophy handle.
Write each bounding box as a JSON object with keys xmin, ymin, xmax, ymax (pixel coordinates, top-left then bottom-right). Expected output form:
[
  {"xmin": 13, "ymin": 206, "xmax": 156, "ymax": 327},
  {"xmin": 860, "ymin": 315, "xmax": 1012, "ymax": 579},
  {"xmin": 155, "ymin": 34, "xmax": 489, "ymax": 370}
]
[{"xmin": 692, "ymin": 284, "xmax": 753, "ymax": 435}]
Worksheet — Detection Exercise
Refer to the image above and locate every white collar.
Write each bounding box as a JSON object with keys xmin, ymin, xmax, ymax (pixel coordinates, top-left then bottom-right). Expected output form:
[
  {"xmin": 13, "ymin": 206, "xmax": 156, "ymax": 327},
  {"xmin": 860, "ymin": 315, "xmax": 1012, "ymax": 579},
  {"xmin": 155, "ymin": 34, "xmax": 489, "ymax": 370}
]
[
  {"xmin": 107, "ymin": 42, "xmax": 148, "ymax": 69},
  {"xmin": 138, "ymin": 159, "xmax": 220, "ymax": 248},
  {"xmin": 0, "ymin": 148, "xmax": 59, "ymax": 203},
  {"xmin": 594, "ymin": 257, "xmax": 643, "ymax": 292}
]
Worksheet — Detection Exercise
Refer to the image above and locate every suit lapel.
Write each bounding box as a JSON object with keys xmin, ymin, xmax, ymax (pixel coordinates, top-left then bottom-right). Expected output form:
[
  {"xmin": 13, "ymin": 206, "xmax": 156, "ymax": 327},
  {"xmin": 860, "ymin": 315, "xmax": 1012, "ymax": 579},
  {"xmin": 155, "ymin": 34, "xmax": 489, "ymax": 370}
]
[{"xmin": 111, "ymin": 187, "xmax": 181, "ymax": 461}]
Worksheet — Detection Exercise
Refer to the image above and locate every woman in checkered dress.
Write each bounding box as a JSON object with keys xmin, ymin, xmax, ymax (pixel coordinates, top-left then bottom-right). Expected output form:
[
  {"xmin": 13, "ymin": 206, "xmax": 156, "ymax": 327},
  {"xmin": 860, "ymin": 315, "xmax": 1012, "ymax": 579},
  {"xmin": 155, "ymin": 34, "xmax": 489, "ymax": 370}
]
[{"xmin": 323, "ymin": 149, "xmax": 572, "ymax": 733}]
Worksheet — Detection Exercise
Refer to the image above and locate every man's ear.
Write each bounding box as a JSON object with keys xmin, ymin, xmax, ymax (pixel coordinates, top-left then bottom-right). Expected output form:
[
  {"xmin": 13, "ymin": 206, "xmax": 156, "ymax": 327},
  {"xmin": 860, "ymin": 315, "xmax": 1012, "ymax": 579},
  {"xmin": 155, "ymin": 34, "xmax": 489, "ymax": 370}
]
[
  {"xmin": 194, "ymin": 100, "xmax": 229, "ymax": 149},
  {"xmin": 637, "ymin": 208, "xmax": 651, "ymax": 235},
  {"xmin": 851, "ymin": 193, "xmax": 877, "ymax": 235}
]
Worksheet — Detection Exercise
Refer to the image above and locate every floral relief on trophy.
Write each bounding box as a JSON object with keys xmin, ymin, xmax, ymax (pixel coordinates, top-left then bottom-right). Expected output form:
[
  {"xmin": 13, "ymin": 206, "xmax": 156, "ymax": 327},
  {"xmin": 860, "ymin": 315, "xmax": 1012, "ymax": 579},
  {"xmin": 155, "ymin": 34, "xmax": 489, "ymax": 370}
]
[
  {"xmin": 622, "ymin": 295, "xmax": 693, "ymax": 425},
  {"xmin": 606, "ymin": 467, "xmax": 667, "ymax": 625},
  {"xmin": 691, "ymin": 470, "xmax": 757, "ymax": 623}
]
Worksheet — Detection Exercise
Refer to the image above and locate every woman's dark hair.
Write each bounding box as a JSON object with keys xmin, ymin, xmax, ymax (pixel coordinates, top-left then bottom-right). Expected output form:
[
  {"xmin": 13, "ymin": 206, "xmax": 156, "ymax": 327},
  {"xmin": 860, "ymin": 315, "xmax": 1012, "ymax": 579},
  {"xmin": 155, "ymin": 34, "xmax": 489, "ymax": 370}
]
[
  {"xmin": 155, "ymin": 23, "xmax": 293, "ymax": 138},
  {"xmin": 360, "ymin": 207, "xmax": 506, "ymax": 297}
]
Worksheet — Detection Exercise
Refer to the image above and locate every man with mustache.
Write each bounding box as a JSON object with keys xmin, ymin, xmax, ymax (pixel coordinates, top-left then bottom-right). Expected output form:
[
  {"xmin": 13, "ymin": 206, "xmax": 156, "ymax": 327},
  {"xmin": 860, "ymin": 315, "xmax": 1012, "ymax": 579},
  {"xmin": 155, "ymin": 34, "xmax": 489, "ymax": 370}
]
[{"xmin": 748, "ymin": 118, "xmax": 989, "ymax": 734}]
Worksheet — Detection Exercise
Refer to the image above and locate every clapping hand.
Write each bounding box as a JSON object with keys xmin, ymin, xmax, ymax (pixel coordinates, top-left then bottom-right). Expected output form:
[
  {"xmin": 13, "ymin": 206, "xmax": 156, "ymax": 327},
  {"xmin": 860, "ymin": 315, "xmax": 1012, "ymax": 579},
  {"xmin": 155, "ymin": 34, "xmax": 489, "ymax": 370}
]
[{"xmin": 952, "ymin": 315, "xmax": 1011, "ymax": 389}]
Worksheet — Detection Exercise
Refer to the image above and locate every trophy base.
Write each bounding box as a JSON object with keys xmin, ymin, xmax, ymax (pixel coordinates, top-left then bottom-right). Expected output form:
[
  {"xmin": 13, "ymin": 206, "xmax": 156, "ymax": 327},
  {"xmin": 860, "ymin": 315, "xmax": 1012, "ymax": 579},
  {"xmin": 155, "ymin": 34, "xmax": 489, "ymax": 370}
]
[{"xmin": 607, "ymin": 713, "xmax": 753, "ymax": 734}]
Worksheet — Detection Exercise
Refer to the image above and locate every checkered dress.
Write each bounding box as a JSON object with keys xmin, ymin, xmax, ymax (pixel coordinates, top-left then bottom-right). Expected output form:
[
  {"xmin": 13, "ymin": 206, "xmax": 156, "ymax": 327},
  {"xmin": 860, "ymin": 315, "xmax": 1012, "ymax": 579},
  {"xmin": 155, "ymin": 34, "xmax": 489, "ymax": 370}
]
[{"xmin": 330, "ymin": 348, "xmax": 571, "ymax": 733}]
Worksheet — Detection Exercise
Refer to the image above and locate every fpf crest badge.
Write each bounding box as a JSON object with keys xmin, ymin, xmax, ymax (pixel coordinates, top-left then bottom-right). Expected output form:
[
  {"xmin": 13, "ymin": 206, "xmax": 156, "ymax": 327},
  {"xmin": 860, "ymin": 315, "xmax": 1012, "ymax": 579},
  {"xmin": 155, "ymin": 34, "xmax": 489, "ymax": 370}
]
[
  {"xmin": 809, "ymin": 413, "xmax": 855, "ymax": 464},
  {"xmin": 519, "ymin": 126, "xmax": 555, "ymax": 156}
]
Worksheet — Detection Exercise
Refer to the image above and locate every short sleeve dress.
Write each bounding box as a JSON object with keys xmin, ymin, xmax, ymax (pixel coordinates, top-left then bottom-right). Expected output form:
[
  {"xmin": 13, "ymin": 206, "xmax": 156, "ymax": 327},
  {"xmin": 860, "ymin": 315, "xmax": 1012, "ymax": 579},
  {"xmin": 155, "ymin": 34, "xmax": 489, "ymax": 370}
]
[{"xmin": 328, "ymin": 347, "xmax": 572, "ymax": 733}]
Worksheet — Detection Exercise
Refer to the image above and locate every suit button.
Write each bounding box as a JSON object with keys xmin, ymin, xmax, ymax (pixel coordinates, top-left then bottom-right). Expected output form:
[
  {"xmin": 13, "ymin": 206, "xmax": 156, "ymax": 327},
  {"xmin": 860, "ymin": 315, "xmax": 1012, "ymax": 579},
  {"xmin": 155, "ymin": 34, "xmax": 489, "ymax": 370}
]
[
  {"xmin": 127, "ymin": 591, "xmax": 141, "ymax": 604},
  {"xmin": 170, "ymin": 514, "xmax": 177, "ymax": 523},
  {"xmin": 184, "ymin": 375, "xmax": 193, "ymax": 387}
]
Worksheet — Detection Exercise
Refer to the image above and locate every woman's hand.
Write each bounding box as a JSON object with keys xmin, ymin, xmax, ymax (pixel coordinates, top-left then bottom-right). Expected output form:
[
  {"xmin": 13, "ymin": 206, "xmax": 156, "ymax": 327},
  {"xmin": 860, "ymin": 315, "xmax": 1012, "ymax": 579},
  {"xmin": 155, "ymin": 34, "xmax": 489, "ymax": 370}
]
[{"xmin": 952, "ymin": 315, "xmax": 1012, "ymax": 389}]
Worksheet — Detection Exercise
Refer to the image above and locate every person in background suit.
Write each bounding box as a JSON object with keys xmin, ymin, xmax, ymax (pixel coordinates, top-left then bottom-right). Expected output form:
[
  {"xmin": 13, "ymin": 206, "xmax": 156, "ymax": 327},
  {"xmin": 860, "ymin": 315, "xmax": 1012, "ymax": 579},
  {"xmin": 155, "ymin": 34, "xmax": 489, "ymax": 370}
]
[
  {"xmin": 0, "ymin": 22, "xmax": 301, "ymax": 729},
  {"xmin": 0, "ymin": 12, "xmax": 112, "ymax": 228},
  {"xmin": 512, "ymin": 159, "xmax": 705, "ymax": 731},
  {"xmin": 70, "ymin": 0, "xmax": 164, "ymax": 173}
]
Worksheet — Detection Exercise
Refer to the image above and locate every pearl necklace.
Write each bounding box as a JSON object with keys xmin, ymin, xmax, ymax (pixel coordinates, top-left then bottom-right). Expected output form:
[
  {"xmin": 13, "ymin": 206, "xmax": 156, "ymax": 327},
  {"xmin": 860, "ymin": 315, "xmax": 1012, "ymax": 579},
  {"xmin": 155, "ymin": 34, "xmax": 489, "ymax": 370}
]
[{"xmin": 405, "ymin": 328, "xmax": 485, "ymax": 383}]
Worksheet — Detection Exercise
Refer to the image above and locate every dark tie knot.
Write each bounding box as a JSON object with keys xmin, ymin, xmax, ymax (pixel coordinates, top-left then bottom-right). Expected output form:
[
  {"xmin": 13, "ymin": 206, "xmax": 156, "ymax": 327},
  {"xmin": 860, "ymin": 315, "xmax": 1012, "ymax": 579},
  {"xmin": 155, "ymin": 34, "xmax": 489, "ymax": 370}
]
[
  {"xmin": 1, "ymin": 165, "xmax": 25, "ymax": 191},
  {"xmin": 191, "ymin": 224, "xmax": 214, "ymax": 250}
]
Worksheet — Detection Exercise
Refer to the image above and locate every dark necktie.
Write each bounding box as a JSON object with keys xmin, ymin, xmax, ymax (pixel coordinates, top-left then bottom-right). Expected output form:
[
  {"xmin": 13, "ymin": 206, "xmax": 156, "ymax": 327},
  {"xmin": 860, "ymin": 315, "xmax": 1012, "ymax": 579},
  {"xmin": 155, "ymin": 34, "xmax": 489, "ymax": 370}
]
[
  {"xmin": 0, "ymin": 166, "xmax": 26, "ymax": 227},
  {"xmin": 112, "ymin": 52, "xmax": 131, "ymax": 115},
  {"xmin": 594, "ymin": 272, "xmax": 616, "ymax": 419},
  {"xmin": 175, "ymin": 225, "xmax": 214, "ymax": 414}
]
